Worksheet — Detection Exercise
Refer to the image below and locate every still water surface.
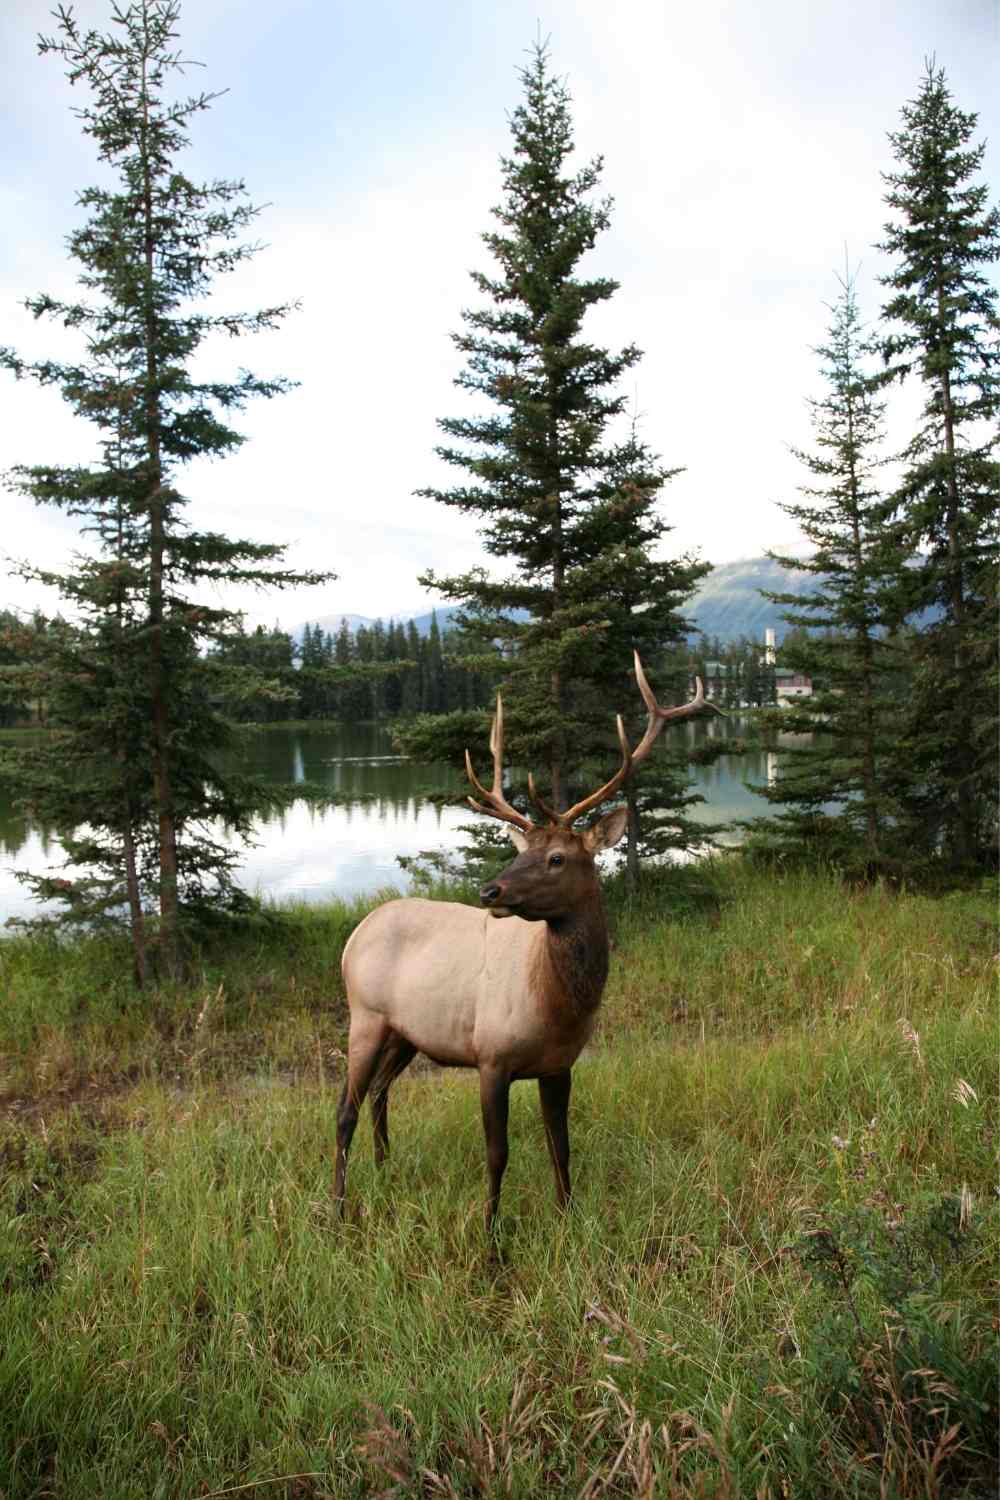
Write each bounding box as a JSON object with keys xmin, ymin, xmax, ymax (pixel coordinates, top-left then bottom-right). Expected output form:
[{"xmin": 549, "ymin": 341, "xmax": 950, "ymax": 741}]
[{"xmin": 0, "ymin": 720, "xmax": 789, "ymax": 924}]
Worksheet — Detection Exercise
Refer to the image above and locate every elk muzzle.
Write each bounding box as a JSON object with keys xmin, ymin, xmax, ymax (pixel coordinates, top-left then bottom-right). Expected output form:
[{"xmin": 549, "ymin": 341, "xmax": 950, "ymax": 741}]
[{"xmin": 479, "ymin": 879, "xmax": 515, "ymax": 918}]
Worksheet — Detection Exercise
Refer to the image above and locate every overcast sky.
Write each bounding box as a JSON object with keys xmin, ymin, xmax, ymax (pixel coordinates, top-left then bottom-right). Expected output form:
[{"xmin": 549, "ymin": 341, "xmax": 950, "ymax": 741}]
[{"xmin": 1, "ymin": 0, "xmax": 997, "ymax": 629}]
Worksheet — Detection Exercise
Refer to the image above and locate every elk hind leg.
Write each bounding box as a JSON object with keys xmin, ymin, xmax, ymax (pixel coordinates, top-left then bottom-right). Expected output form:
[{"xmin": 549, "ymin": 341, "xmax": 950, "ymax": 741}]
[
  {"xmin": 334, "ymin": 1014, "xmax": 389, "ymax": 1214},
  {"xmin": 370, "ymin": 1032, "xmax": 417, "ymax": 1166},
  {"xmin": 538, "ymin": 1071, "xmax": 572, "ymax": 1209}
]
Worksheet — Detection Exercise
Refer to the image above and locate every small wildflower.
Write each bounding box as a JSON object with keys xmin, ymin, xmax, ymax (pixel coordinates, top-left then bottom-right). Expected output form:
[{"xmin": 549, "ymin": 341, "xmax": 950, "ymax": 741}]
[{"xmin": 831, "ymin": 1134, "xmax": 850, "ymax": 1151}]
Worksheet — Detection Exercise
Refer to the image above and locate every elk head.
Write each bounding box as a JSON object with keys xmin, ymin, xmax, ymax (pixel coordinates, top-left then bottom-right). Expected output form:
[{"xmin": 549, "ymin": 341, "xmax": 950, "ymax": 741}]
[{"xmin": 466, "ymin": 653, "xmax": 706, "ymax": 922}]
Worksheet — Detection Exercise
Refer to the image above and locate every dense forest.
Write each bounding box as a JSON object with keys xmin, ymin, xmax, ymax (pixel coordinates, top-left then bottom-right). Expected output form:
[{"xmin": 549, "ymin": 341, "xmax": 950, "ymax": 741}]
[
  {"xmin": 1, "ymin": 607, "xmax": 798, "ymax": 728},
  {"xmin": 213, "ymin": 613, "xmax": 497, "ymax": 723}
]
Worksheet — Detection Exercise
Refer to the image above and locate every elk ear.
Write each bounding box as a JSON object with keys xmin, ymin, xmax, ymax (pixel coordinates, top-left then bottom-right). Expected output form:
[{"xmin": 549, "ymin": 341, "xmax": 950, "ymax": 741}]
[
  {"xmin": 509, "ymin": 828, "xmax": 530, "ymax": 853},
  {"xmin": 582, "ymin": 805, "xmax": 628, "ymax": 852}
]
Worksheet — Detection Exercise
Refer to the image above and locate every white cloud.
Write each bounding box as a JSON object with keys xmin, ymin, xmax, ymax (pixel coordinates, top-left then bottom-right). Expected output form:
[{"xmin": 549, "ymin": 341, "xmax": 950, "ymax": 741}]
[{"xmin": 1, "ymin": 0, "xmax": 996, "ymax": 627}]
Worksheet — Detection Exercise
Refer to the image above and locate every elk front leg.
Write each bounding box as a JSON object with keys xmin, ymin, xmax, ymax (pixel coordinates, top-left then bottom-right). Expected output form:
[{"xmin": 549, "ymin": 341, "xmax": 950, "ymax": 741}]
[
  {"xmin": 479, "ymin": 1065, "xmax": 510, "ymax": 1240},
  {"xmin": 538, "ymin": 1071, "xmax": 572, "ymax": 1209}
]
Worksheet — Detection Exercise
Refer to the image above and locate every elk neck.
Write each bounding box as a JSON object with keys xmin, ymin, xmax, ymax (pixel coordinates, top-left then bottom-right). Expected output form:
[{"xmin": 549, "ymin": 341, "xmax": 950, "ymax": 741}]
[{"xmin": 537, "ymin": 885, "xmax": 610, "ymax": 1019}]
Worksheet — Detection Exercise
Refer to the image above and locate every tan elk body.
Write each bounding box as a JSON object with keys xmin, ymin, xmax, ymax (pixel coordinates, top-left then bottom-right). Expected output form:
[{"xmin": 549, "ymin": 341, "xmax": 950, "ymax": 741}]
[{"xmin": 335, "ymin": 654, "xmax": 707, "ymax": 1234}]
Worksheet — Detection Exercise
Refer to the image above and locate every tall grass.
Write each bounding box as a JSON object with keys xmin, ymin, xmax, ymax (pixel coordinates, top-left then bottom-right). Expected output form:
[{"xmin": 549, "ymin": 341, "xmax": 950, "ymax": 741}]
[{"xmin": 0, "ymin": 861, "xmax": 996, "ymax": 1497}]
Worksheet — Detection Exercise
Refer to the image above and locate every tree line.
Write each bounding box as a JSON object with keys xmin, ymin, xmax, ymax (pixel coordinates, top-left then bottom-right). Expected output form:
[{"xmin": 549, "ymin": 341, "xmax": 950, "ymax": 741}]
[
  {"xmin": 214, "ymin": 614, "xmax": 495, "ymax": 721},
  {"xmin": 0, "ymin": 1, "xmax": 995, "ymax": 983},
  {"xmin": 0, "ymin": 609, "xmax": 497, "ymax": 727}
]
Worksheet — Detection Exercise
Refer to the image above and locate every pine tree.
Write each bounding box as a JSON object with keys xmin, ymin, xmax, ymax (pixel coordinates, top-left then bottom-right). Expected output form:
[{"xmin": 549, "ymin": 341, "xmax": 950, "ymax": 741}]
[
  {"xmin": 333, "ymin": 619, "xmax": 358, "ymax": 719},
  {"xmin": 0, "ymin": 613, "xmax": 33, "ymax": 727},
  {"xmin": 876, "ymin": 62, "xmax": 999, "ymax": 871},
  {"xmin": 298, "ymin": 623, "xmax": 323, "ymax": 718},
  {"xmin": 211, "ymin": 623, "xmax": 299, "ymax": 722},
  {"xmin": 401, "ymin": 620, "xmax": 423, "ymax": 714},
  {"xmin": 559, "ymin": 478, "xmax": 712, "ymax": 881},
  {"xmin": 414, "ymin": 43, "xmax": 705, "ymax": 845},
  {"xmin": 0, "ymin": 1, "xmax": 331, "ymax": 977},
  {"xmin": 757, "ymin": 270, "xmax": 904, "ymax": 872},
  {"xmin": 424, "ymin": 613, "xmax": 445, "ymax": 714}
]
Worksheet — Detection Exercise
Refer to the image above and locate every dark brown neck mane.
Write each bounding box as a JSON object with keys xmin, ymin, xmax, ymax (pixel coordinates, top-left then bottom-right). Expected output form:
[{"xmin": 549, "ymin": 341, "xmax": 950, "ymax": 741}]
[{"xmin": 543, "ymin": 887, "xmax": 610, "ymax": 1017}]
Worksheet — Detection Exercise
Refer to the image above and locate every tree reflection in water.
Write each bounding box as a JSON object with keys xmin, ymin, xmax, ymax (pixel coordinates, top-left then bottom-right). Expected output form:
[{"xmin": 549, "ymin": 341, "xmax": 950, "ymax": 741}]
[{"xmin": 0, "ymin": 718, "xmax": 816, "ymax": 923}]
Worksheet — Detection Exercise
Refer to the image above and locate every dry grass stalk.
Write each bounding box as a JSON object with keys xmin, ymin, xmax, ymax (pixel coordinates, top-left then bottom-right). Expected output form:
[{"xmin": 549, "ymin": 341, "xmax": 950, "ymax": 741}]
[
  {"xmin": 951, "ymin": 1077, "xmax": 978, "ymax": 1108},
  {"xmin": 585, "ymin": 1302, "xmax": 648, "ymax": 1363},
  {"xmin": 577, "ymin": 1394, "xmax": 742, "ymax": 1500},
  {"xmin": 896, "ymin": 1017, "xmax": 924, "ymax": 1068},
  {"xmin": 193, "ymin": 983, "xmax": 222, "ymax": 1038},
  {"xmin": 839, "ymin": 1324, "xmax": 972, "ymax": 1500},
  {"xmin": 355, "ymin": 1403, "xmax": 413, "ymax": 1495}
]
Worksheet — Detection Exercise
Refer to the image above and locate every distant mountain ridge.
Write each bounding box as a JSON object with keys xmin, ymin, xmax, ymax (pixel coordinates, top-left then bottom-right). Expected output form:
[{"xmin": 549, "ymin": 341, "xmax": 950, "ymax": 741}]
[
  {"xmin": 684, "ymin": 557, "xmax": 815, "ymax": 642},
  {"xmin": 290, "ymin": 557, "xmax": 818, "ymax": 647}
]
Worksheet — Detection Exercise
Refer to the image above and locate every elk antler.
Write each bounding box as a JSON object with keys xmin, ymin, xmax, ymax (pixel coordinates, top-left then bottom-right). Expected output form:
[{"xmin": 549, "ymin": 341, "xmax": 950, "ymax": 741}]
[
  {"xmin": 465, "ymin": 693, "xmax": 535, "ymax": 833},
  {"xmin": 465, "ymin": 656, "xmax": 708, "ymax": 833},
  {"xmin": 557, "ymin": 653, "xmax": 706, "ymax": 826}
]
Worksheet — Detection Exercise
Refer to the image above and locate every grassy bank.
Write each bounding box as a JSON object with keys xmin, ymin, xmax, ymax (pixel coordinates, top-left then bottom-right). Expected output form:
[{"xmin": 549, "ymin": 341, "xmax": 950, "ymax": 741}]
[{"xmin": 1, "ymin": 862, "xmax": 996, "ymax": 1498}]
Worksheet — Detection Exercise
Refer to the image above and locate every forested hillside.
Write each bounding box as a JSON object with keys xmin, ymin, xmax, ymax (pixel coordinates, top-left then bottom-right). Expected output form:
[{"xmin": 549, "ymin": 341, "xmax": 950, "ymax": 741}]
[{"xmin": 684, "ymin": 557, "xmax": 814, "ymax": 641}]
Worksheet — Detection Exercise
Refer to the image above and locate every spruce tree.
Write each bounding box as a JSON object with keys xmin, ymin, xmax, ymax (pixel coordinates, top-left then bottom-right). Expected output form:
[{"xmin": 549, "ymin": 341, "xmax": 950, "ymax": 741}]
[
  {"xmin": 333, "ymin": 619, "xmax": 356, "ymax": 719},
  {"xmin": 757, "ymin": 270, "xmax": 904, "ymax": 872},
  {"xmin": 402, "ymin": 620, "xmax": 423, "ymax": 713},
  {"xmin": 876, "ymin": 62, "xmax": 999, "ymax": 871},
  {"xmin": 0, "ymin": 1, "xmax": 330, "ymax": 977},
  {"xmin": 415, "ymin": 43, "xmax": 705, "ymax": 846},
  {"xmin": 0, "ymin": 613, "xmax": 32, "ymax": 727},
  {"xmin": 422, "ymin": 613, "xmax": 446, "ymax": 714}
]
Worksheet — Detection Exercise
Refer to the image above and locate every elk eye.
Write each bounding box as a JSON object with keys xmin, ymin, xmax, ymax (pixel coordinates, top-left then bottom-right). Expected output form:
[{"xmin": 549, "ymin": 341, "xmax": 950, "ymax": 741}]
[{"xmin": 549, "ymin": 852, "xmax": 565, "ymax": 868}]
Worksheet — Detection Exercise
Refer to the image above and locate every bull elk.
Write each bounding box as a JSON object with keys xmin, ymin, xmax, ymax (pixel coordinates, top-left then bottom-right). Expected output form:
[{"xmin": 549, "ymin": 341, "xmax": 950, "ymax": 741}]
[{"xmin": 335, "ymin": 653, "xmax": 706, "ymax": 1236}]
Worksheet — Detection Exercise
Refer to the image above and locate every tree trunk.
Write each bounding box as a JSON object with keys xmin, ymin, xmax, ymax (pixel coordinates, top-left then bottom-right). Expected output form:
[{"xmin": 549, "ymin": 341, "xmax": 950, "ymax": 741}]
[{"xmin": 140, "ymin": 46, "xmax": 180, "ymax": 978}]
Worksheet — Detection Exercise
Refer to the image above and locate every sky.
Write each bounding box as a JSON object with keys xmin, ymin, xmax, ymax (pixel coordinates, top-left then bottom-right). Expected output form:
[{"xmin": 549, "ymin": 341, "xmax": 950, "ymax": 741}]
[{"xmin": 1, "ymin": 0, "xmax": 997, "ymax": 630}]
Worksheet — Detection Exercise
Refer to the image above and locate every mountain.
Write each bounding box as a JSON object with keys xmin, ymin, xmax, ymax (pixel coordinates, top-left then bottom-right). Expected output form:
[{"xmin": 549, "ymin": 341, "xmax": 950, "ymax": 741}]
[
  {"xmin": 291, "ymin": 559, "xmax": 818, "ymax": 648},
  {"xmin": 685, "ymin": 557, "xmax": 815, "ymax": 643},
  {"xmin": 405, "ymin": 606, "xmax": 466, "ymax": 637}
]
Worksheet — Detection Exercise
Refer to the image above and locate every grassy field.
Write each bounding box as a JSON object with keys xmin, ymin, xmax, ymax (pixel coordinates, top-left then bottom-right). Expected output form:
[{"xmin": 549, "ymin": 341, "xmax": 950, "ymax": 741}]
[{"xmin": 0, "ymin": 861, "xmax": 996, "ymax": 1498}]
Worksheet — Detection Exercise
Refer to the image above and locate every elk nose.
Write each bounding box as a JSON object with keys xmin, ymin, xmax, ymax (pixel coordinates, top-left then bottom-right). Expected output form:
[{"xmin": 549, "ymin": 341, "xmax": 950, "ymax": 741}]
[{"xmin": 480, "ymin": 882, "xmax": 502, "ymax": 906}]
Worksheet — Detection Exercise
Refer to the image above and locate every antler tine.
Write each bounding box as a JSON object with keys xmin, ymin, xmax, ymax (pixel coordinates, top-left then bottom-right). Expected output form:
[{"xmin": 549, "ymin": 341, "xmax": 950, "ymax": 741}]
[
  {"xmin": 527, "ymin": 770, "xmax": 561, "ymax": 824},
  {"xmin": 463, "ymin": 747, "xmax": 493, "ymax": 805},
  {"xmin": 558, "ymin": 712, "xmax": 633, "ymax": 827},
  {"xmin": 559, "ymin": 655, "xmax": 708, "ymax": 827},
  {"xmin": 616, "ymin": 712, "xmax": 631, "ymax": 764},
  {"xmin": 490, "ymin": 692, "xmax": 503, "ymax": 762},
  {"xmin": 635, "ymin": 650, "xmax": 706, "ymax": 722},
  {"xmin": 465, "ymin": 693, "xmax": 535, "ymax": 834}
]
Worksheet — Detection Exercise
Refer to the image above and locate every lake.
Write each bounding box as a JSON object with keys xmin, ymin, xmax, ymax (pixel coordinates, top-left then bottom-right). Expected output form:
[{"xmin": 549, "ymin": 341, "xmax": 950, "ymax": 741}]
[{"xmin": 0, "ymin": 719, "xmax": 792, "ymax": 925}]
